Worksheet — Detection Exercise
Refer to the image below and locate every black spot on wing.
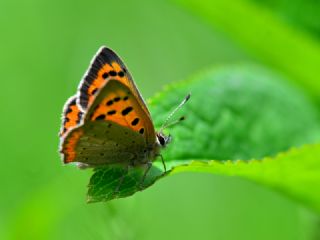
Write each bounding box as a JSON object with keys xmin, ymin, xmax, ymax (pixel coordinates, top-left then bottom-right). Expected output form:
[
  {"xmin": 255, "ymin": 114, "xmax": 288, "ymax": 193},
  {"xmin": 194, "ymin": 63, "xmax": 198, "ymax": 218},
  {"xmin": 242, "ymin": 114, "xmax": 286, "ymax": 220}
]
[
  {"xmin": 107, "ymin": 110, "xmax": 116, "ymax": 115},
  {"xmin": 66, "ymin": 108, "xmax": 72, "ymax": 114},
  {"xmin": 109, "ymin": 71, "xmax": 117, "ymax": 76},
  {"xmin": 131, "ymin": 118, "xmax": 139, "ymax": 126},
  {"xmin": 122, "ymin": 106, "xmax": 133, "ymax": 116},
  {"xmin": 95, "ymin": 114, "xmax": 106, "ymax": 120},
  {"xmin": 118, "ymin": 71, "xmax": 125, "ymax": 77},
  {"xmin": 102, "ymin": 72, "xmax": 109, "ymax": 79},
  {"xmin": 91, "ymin": 88, "xmax": 98, "ymax": 95},
  {"xmin": 106, "ymin": 100, "xmax": 113, "ymax": 106}
]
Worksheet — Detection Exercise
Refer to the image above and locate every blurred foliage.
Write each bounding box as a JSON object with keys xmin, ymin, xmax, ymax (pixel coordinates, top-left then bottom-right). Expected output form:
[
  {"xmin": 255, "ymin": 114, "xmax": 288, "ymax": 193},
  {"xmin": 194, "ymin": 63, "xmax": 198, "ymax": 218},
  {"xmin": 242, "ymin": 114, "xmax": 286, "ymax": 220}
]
[
  {"xmin": 1, "ymin": 0, "xmax": 320, "ymax": 239},
  {"xmin": 253, "ymin": 0, "xmax": 320, "ymax": 36},
  {"xmin": 172, "ymin": 0, "xmax": 320, "ymax": 102}
]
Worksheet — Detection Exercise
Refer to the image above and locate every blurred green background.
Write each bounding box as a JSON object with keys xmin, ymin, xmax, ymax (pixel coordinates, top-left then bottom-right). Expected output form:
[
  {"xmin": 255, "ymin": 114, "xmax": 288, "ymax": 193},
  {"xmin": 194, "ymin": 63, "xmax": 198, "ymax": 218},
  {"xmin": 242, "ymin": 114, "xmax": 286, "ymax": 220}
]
[{"xmin": 1, "ymin": 0, "xmax": 320, "ymax": 239}]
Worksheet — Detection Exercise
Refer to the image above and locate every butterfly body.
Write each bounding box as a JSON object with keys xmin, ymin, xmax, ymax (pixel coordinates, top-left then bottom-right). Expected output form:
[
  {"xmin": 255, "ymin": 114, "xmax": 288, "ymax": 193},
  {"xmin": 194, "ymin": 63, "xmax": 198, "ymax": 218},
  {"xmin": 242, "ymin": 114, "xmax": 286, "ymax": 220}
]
[{"xmin": 59, "ymin": 47, "xmax": 170, "ymax": 169}]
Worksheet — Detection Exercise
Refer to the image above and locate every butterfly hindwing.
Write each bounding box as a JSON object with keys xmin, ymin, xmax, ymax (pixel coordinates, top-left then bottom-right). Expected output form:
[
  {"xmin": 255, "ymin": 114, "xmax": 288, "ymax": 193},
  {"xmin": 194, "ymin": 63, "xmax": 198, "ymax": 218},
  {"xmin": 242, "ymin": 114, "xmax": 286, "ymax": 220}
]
[
  {"xmin": 60, "ymin": 96, "xmax": 83, "ymax": 137},
  {"xmin": 61, "ymin": 120, "xmax": 145, "ymax": 165},
  {"xmin": 78, "ymin": 47, "xmax": 150, "ymax": 117}
]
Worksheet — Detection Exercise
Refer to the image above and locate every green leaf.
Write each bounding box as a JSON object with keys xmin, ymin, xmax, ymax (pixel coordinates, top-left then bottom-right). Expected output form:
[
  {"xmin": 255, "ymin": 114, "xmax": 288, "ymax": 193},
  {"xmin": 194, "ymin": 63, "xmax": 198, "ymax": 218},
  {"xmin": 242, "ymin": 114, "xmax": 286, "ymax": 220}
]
[
  {"xmin": 87, "ymin": 165, "xmax": 164, "ymax": 203},
  {"xmin": 87, "ymin": 66, "xmax": 320, "ymax": 205},
  {"xmin": 171, "ymin": 0, "xmax": 320, "ymax": 101},
  {"xmin": 169, "ymin": 144, "xmax": 320, "ymax": 214}
]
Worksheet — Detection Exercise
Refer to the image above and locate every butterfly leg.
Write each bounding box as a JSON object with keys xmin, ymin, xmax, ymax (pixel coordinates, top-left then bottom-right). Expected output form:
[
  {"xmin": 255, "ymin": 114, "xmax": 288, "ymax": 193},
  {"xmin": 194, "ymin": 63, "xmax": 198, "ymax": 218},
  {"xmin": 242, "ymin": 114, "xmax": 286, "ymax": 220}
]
[
  {"xmin": 156, "ymin": 154, "xmax": 166, "ymax": 172},
  {"xmin": 138, "ymin": 161, "xmax": 152, "ymax": 190}
]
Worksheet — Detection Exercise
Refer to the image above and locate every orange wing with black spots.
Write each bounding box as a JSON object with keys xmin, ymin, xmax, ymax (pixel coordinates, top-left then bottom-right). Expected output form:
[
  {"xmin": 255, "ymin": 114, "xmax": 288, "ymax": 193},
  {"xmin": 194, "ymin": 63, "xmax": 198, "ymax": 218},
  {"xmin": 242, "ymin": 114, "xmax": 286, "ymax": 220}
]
[
  {"xmin": 85, "ymin": 79, "xmax": 156, "ymax": 145},
  {"xmin": 62, "ymin": 128, "xmax": 84, "ymax": 163},
  {"xmin": 60, "ymin": 96, "xmax": 83, "ymax": 137},
  {"xmin": 77, "ymin": 47, "xmax": 150, "ymax": 116},
  {"xmin": 60, "ymin": 80, "xmax": 156, "ymax": 166},
  {"xmin": 60, "ymin": 47, "xmax": 160, "ymax": 167}
]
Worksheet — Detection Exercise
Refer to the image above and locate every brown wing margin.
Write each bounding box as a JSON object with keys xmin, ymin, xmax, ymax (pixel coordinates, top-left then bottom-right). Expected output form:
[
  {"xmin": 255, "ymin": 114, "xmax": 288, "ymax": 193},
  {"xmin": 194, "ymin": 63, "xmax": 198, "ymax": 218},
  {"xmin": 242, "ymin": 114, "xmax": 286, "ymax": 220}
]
[
  {"xmin": 60, "ymin": 96, "xmax": 83, "ymax": 137},
  {"xmin": 77, "ymin": 46, "xmax": 151, "ymax": 116}
]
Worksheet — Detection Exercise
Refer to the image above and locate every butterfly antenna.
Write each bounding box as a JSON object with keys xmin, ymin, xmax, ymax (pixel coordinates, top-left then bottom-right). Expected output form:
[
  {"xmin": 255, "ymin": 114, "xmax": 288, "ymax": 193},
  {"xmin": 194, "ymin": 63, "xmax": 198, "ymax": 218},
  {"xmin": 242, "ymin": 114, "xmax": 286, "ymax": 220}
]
[
  {"xmin": 162, "ymin": 116, "xmax": 186, "ymax": 130},
  {"xmin": 159, "ymin": 93, "xmax": 191, "ymax": 133}
]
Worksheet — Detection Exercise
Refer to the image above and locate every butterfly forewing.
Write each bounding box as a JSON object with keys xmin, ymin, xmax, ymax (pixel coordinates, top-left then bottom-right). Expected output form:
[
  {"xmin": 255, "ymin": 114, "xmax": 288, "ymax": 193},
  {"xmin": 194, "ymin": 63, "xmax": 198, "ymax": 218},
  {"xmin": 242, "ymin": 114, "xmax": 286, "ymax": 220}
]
[
  {"xmin": 86, "ymin": 79, "xmax": 155, "ymax": 144},
  {"xmin": 78, "ymin": 47, "xmax": 151, "ymax": 117}
]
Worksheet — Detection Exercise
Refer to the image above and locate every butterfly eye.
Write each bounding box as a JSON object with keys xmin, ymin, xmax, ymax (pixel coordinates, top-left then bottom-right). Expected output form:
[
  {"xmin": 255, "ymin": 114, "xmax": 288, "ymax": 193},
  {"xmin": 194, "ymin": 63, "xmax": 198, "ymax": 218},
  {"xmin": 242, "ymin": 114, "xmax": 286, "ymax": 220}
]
[{"xmin": 158, "ymin": 135, "xmax": 165, "ymax": 146}]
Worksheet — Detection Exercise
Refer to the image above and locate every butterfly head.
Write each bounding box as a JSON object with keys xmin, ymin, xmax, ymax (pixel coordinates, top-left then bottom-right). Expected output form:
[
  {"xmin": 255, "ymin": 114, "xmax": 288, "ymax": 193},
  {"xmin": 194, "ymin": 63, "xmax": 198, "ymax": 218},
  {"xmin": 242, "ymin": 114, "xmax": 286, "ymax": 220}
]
[{"xmin": 156, "ymin": 132, "xmax": 172, "ymax": 148}]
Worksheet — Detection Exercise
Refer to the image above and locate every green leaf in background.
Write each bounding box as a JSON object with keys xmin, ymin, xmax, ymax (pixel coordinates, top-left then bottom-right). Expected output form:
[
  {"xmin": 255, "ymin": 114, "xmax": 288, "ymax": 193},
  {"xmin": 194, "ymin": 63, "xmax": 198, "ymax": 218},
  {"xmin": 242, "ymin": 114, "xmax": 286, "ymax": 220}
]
[
  {"xmin": 252, "ymin": 0, "xmax": 320, "ymax": 37},
  {"xmin": 88, "ymin": 65, "xmax": 320, "ymax": 205},
  {"xmin": 171, "ymin": 0, "xmax": 320, "ymax": 101}
]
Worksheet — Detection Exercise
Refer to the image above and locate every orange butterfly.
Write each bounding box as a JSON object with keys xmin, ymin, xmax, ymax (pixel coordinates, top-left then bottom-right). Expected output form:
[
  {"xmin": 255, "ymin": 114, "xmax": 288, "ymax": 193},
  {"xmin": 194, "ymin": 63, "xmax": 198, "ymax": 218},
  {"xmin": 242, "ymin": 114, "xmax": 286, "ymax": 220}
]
[{"xmin": 59, "ymin": 47, "xmax": 189, "ymax": 184}]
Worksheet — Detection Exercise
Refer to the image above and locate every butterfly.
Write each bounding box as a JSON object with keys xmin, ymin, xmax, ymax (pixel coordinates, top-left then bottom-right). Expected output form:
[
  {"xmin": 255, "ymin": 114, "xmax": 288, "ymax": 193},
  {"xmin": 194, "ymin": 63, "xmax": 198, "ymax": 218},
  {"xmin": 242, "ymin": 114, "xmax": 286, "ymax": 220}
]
[{"xmin": 59, "ymin": 46, "xmax": 189, "ymax": 184}]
